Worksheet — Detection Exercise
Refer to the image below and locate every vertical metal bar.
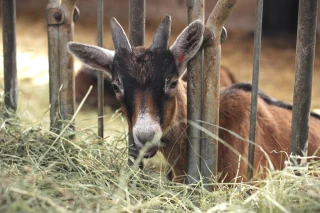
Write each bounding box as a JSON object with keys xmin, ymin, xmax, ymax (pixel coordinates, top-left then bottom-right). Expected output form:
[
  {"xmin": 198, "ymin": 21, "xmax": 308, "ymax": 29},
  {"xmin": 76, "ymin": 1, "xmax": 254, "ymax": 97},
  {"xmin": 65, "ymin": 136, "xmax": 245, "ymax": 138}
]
[
  {"xmin": 97, "ymin": 0, "xmax": 104, "ymax": 138},
  {"xmin": 59, "ymin": 0, "xmax": 78, "ymax": 130},
  {"xmin": 202, "ymin": 0, "xmax": 238, "ymax": 187},
  {"xmin": 47, "ymin": 0, "xmax": 77, "ymax": 132},
  {"xmin": 247, "ymin": 0, "xmax": 264, "ymax": 181},
  {"xmin": 129, "ymin": 0, "xmax": 145, "ymax": 46},
  {"xmin": 186, "ymin": 0, "xmax": 204, "ymax": 184},
  {"xmin": 47, "ymin": 0, "xmax": 61, "ymax": 131},
  {"xmin": 2, "ymin": 0, "xmax": 17, "ymax": 112},
  {"xmin": 290, "ymin": 0, "xmax": 318, "ymax": 162},
  {"xmin": 128, "ymin": 0, "xmax": 145, "ymax": 165}
]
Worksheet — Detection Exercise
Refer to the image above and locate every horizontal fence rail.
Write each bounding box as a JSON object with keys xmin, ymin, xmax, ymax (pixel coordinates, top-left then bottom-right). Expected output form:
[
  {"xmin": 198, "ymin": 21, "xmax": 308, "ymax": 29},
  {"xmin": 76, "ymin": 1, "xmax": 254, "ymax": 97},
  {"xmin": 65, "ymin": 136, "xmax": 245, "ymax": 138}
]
[
  {"xmin": 2, "ymin": 0, "xmax": 18, "ymax": 112},
  {"xmin": 290, "ymin": 0, "xmax": 318, "ymax": 162}
]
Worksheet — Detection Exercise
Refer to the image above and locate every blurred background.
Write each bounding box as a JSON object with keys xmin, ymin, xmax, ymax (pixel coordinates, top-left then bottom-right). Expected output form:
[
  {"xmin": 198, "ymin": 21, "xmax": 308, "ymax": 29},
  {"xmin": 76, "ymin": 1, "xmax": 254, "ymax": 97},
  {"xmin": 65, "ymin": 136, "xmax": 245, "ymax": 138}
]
[{"xmin": 1, "ymin": 0, "xmax": 320, "ymax": 135}]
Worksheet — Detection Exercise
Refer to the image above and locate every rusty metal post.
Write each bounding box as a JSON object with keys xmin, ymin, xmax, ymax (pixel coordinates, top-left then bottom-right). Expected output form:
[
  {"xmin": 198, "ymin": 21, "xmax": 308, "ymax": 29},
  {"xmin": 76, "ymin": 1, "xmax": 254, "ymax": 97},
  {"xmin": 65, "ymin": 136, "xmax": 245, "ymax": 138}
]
[
  {"xmin": 129, "ymin": 0, "xmax": 145, "ymax": 46},
  {"xmin": 59, "ymin": 0, "xmax": 77, "ymax": 128},
  {"xmin": 186, "ymin": 0, "xmax": 204, "ymax": 184},
  {"xmin": 202, "ymin": 0, "xmax": 238, "ymax": 186},
  {"xmin": 247, "ymin": 0, "xmax": 264, "ymax": 181},
  {"xmin": 290, "ymin": 0, "xmax": 318, "ymax": 162},
  {"xmin": 2, "ymin": 0, "xmax": 17, "ymax": 112},
  {"xmin": 128, "ymin": 0, "xmax": 145, "ymax": 165},
  {"xmin": 46, "ymin": 0, "xmax": 61, "ymax": 130},
  {"xmin": 46, "ymin": 0, "xmax": 78, "ymax": 132},
  {"xmin": 97, "ymin": 0, "xmax": 104, "ymax": 138}
]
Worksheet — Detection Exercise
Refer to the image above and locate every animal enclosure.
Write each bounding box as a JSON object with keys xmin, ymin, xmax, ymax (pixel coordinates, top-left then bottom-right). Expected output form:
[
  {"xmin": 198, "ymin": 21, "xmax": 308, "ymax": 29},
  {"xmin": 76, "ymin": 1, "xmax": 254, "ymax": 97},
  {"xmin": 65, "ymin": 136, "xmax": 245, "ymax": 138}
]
[
  {"xmin": 2, "ymin": 0, "xmax": 320, "ymax": 183},
  {"xmin": 2, "ymin": 1, "xmax": 317, "ymax": 207},
  {"xmin": 0, "ymin": 1, "xmax": 320, "ymax": 212}
]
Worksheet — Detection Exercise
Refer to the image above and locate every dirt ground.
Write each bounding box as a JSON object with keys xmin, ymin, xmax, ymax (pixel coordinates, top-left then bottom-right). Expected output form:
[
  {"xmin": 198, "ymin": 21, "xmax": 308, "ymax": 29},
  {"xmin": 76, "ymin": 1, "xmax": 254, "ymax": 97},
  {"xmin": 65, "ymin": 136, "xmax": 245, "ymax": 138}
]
[{"xmin": 1, "ymin": 9, "xmax": 320, "ymax": 135}]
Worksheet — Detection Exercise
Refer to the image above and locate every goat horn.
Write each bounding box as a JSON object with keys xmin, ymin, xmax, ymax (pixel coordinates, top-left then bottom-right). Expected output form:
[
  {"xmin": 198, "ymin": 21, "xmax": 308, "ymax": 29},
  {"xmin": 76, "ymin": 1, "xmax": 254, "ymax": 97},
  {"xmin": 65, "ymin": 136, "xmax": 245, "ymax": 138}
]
[
  {"xmin": 150, "ymin": 15, "xmax": 171, "ymax": 51},
  {"xmin": 110, "ymin": 17, "xmax": 131, "ymax": 52}
]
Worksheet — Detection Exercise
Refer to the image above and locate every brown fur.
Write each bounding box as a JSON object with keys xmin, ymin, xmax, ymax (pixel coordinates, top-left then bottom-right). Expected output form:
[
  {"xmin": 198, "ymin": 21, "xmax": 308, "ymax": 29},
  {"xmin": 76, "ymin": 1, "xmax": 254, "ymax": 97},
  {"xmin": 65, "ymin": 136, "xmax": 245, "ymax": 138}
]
[
  {"xmin": 74, "ymin": 67, "xmax": 119, "ymax": 109},
  {"xmin": 75, "ymin": 65, "xmax": 236, "ymax": 109},
  {"xmin": 159, "ymin": 80, "xmax": 188, "ymax": 182},
  {"xmin": 132, "ymin": 89, "xmax": 161, "ymax": 127},
  {"xmin": 159, "ymin": 82, "xmax": 320, "ymax": 183},
  {"xmin": 219, "ymin": 66, "xmax": 236, "ymax": 88}
]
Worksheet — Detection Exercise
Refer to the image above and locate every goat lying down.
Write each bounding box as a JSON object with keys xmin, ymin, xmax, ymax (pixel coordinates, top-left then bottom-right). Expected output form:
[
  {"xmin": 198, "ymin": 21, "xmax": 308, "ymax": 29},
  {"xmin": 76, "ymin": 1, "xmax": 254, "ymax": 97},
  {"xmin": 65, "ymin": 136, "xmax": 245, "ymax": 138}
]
[{"xmin": 68, "ymin": 15, "xmax": 320, "ymax": 183}]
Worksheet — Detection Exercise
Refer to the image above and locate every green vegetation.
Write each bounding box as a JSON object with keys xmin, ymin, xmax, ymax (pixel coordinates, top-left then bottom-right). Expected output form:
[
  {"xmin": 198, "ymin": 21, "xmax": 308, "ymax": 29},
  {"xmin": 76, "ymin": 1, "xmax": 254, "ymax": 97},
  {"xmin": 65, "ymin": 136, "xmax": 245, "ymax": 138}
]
[{"xmin": 1, "ymin": 96, "xmax": 320, "ymax": 213}]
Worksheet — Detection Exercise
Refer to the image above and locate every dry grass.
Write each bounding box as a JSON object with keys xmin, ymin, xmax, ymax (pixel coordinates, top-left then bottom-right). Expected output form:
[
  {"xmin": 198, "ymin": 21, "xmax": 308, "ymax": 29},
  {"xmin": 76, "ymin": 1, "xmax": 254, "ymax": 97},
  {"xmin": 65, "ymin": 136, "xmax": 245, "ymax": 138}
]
[{"xmin": 1, "ymin": 96, "xmax": 320, "ymax": 212}]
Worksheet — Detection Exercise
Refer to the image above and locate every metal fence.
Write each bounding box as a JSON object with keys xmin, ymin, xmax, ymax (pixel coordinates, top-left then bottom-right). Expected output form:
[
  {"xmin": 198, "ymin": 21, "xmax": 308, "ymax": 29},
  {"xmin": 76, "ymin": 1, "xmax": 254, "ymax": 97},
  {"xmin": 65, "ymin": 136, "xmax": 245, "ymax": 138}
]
[
  {"xmin": 46, "ymin": 0, "xmax": 78, "ymax": 132},
  {"xmin": 1, "ymin": 0, "xmax": 318, "ymax": 186},
  {"xmin": 2, "ymin": 0, "xmax": 17, "ymax": 112}
]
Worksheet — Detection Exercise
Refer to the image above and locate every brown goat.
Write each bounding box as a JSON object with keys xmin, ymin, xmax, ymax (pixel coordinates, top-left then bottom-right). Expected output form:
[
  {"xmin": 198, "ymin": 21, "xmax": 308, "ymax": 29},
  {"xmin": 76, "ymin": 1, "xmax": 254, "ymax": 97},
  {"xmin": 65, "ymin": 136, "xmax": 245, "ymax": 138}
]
[
  {"xmin": 75, "ymin": 64, "xmax": 235, "ymax": 109},
  {"xmin": 68, "ymin": 16, "xmax": 320, "ymax": 183},
  {"xmin": 75, "ymin": 67, "xmax": 120, "ymax": 109}
]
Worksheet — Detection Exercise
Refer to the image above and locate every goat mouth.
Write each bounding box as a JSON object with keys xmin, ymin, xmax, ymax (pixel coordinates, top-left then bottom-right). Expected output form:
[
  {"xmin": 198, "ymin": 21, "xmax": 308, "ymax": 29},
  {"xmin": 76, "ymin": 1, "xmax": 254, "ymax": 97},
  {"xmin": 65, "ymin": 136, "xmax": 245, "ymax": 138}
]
[{"xmin": 143, "ymin": 146, "xmax": 158, "ymax": 158}]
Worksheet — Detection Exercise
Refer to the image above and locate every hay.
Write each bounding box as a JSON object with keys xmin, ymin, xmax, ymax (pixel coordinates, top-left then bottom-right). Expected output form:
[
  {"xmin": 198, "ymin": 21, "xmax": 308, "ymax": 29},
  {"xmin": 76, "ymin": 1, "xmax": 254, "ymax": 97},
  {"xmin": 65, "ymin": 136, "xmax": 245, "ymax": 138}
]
[{"xmin": 1, "ymin": 96, "xmax": 320, "ymax": 213}]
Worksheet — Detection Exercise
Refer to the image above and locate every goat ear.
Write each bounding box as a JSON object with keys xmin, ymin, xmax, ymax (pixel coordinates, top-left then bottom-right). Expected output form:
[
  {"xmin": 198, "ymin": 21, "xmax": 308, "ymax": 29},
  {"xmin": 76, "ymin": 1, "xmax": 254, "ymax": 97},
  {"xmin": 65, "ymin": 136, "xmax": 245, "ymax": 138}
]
[
  {"xmin": 110, "ymin": 18, "xmax": 131, "ymax": 52},
  {"xmin": 150, "ymin": 15, "xmax": 171, "ymax": 51},
  {"xmin": 67, "ymin": 42, "xmax": 114, "ymax": 77},
  {"xmin": 170, "ymin": 20, "xmax": 204, "ymax": 76}
]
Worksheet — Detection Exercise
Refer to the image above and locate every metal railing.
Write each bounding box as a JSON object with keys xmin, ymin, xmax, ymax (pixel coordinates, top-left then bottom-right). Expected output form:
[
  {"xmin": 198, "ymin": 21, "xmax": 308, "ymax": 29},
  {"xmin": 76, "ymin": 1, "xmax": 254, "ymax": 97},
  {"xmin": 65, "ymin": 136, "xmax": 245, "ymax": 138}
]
[
  {"xmin": 186, "ymin": 0, "xmax": 238, "ymax": 187},
  {"xmin": 46, "ymin": 0, "xmax": 78, "ymax": 132},
  {"xmin": 202, "ymin": 0, "xmax": 238, "ymax": 186},
  {"xmin": 186, "ymin": 0, "xmax": 204, "ymax": 184},
  {"xmin": 97, "ymin": 0, "xmax": 104, "ymax": 139},
  {"xmin": 128, "ymin": 0, "xmax": 146, "ymax": 166},
  {"xmin": 2, "ymin": 0, "xmax": 17, "ymax": 112},
  {"xmin": 247, "ymin": 0, "xmax": 264, "ymax": 180},
  {"xmin": 290, "ymin": 0, "xmax": 318, "ymax": 162}
]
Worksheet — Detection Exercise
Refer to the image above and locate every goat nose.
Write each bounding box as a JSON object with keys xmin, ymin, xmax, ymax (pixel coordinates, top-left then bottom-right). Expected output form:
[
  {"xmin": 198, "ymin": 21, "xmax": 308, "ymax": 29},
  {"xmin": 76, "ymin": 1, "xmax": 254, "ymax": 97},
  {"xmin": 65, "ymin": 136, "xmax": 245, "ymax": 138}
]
[{"xmin": 136, "ymin": 131, "xmax": 155, "ymax": 144}]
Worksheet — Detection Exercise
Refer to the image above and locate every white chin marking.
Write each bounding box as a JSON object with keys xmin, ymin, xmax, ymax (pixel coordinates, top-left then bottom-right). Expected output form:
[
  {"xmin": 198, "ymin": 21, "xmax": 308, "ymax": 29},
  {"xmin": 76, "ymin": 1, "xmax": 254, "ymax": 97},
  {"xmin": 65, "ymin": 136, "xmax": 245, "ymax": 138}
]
[{"xmin": 133, "ymin": 112, "xmax": 162, "ymax": 148}]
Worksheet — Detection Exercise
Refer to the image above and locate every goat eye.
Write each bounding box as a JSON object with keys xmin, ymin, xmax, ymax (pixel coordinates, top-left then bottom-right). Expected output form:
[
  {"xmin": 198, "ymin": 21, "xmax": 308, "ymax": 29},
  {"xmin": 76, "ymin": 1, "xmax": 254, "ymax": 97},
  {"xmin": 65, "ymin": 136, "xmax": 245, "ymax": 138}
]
[
  {"xmin": 112, "ymin": 84, "xmax": 120, "ymax": 93},
  {"xmin": 169, "ymin": 80, "xmax": 178, "ymax": 89}
]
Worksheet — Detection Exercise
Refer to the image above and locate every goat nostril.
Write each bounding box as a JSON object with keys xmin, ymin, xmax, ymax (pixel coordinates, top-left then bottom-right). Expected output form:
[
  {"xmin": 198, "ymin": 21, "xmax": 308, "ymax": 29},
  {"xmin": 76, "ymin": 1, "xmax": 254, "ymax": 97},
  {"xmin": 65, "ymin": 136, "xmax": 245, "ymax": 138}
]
[{"xmin": 137, "ymin": 131, "xmax": 155, "ymax": 144}]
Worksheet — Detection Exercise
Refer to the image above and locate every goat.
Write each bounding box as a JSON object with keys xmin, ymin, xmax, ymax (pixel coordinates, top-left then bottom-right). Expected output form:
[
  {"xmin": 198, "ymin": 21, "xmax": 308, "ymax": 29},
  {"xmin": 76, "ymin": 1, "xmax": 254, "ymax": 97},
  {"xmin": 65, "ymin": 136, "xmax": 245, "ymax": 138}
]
[
  {"xmin": 74, "ymin": 63, "xmax": 235, "ymax": 109},
  {"xmin": 75, "ymin": 66, "xmax": 120, "ymax": 109},
  {"xmin": 68, "ymin": 15, "xmax": 320, "ymax": 183}
]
